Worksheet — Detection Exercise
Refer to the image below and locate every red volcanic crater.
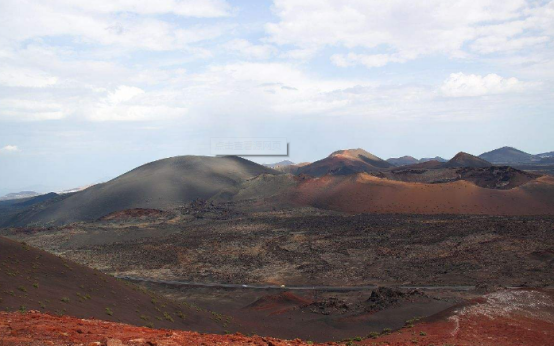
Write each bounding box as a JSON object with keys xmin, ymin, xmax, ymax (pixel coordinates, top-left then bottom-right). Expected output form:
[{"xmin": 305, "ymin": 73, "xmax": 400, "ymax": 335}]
[{"xmin": 285, "ymin": 173, "xmax": 554, "ymax": 215}]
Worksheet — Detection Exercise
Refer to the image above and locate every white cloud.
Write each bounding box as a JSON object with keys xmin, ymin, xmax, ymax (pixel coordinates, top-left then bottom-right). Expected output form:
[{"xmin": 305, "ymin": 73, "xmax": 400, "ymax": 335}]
[
  {"xmin": 0, "ymin": 65, "xmax": 58, "ymax": 88},
  {"xmin": 188, "ymin": 63, "xmax": 532, "ymax": 121},
  {"xmin": 0, "ymin": 99, "xmax": 66, "ymax": 121},
  {"xmin": 0, "ymin": 1, "xmax": 230, "ymax": 51},
  {"xmin": 223, "ymin": 39, "xmax": 276, "ymax": 60},
  {"xmin": 87, "ymin": 86, "xmax": 187, "ymax": 121},
  {"xmin": 0, "ymin": 145, "xmax": 19, "ymax": 153},
  {"xmin": 470, "ymin": 35, "xmax": 550, "ymax": 54},
  {"xmin": 106, "ymin": 86, "xmax": 145, "ymax": 104},
  {"xmin": 440, "ymin": 72, "xmax": 528, "ymax": 97},
  {"xmin": 0, "ymin": 0, "xmax": 550, "ymax": 126},
  {"xmin": 279, "ymin": 47, "xmax": 318, "ymax": 60},
  {"xmin": 266, "ymin": 0, "xmax": 554, "ymax": 66},
  {"xmin": 57, "ymin": 0, "xmax": 232, "ymax": 17},
  {"xmin": 331, "ymin": 53, "xmax": 405, "ymax": 68},
  {"xmin": 89, "ymin": 104, "xmax": 188, "ymax": 122}
]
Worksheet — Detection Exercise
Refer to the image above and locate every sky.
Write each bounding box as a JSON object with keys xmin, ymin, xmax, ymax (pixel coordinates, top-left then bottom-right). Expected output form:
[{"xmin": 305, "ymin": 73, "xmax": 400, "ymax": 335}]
[{"xmin": 1, "ymin": 0, "xmax": 554, "ymax": 194}]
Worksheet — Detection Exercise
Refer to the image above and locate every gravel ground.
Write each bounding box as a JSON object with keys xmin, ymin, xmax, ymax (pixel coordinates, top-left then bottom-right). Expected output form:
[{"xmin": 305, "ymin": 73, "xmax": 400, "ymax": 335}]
[{"xmin": 3, "ymin": 202, "xmax": 553, "ymax": 287}]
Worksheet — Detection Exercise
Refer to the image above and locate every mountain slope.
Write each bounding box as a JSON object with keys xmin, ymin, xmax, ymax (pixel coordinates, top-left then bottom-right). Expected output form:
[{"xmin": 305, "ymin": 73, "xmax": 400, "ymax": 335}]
[
  {"xmin": 297, "ymin": 148, "xmax": 392, "ymax": 177},
  {"xmin": 0, "ymin": 236, "xmax": 236, "ymax": 332},
  {"xmin": 444, "ymin": 152, "xmax": 491, "ymax": 168},
  {"xmin": 3, "ymin": 156, "xmax": 278, "ymax": 226},
  {"xmin": 479, "ymin": 146, "xmax": 535, "ymax": 164}
]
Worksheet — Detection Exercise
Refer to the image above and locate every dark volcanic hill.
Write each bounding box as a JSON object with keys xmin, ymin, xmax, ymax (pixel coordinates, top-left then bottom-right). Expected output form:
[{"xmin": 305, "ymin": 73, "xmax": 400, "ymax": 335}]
[
  {"xmin": 444, "ymin": 152, "xmax": 492, "ymax": 168},
  {"xmin": 479, "ymin": 146, "xmax": 536, "ymax": 164},
  {"xmin": 0, "ymin": 236, "xmax": 235, "ymax": 332},
  {"xmin": 2, "ymin": 156, "xmax": 278, "ymax": 226},
  {"xmin": 297, "ymin": 148, "xmax": 392, "ymax": 177},
  {"xmin": 386, "ymin": 156, "xmax": 419, "ymax": 166}
]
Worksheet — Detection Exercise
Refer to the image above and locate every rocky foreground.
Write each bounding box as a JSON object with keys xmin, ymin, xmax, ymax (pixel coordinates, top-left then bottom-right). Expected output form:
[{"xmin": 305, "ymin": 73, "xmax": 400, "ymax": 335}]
[
  {"xmin": 0, "ymin": 311, "xmax": 314, "ymax": 346},
  {"xmin": 1, "ymin": 289, "xmax": 554, "ymax": 346}
]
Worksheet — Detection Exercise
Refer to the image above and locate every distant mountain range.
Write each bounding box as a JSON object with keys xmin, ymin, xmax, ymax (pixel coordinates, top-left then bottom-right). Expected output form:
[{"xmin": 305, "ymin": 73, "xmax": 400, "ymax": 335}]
[
  {"xmin": 269, "ymin": 150, "xmax": 495, "ymax": 176},
  {"xmin": 385, "ymin": 147, "xmax": 554, "ymax": 167},
  {"xmin": 0, "ymin": 185, "xmax": 95, "ymax": 202},
  {"xmin": 420, "ymin": 156, "xmax": 448, "ymax": 163},
  {"xmin": 0, "ymin": 191, "xmax": 40, "ymax": 201},
  {"xmin": 2, "ymin": 145, "xmax": 554, "ymax": 226},
  {"xmin": 264, "ymin": 160, "xmax": 295, "ymax": 168},
  {"xmin": 387, "ymin": 156, "xmax": 447, "ymax": 166},
  {"xmin": 263, "ymin": 146, "xmax": 553, "ymax": 172},
  {"xmin": 386, "ymin": 156, "xmax": 419, "ymax": 166},
  {"xmin": 478, "ymin": 146, "xmax": 554, "ymax": 164}
]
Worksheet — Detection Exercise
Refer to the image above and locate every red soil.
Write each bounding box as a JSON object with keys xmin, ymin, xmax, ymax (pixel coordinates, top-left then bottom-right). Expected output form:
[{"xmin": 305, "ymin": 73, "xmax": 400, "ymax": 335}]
[
  {"xmin": 288, "ymin": 173, "xmax": 554, "ymax": 215},
  {"xmin": 366, "ymin": 289, "xmax": 554, "ymax": 346},
  {"xmin": 0, "ymin": 311, "xmax": 316, "ymax": 346}
]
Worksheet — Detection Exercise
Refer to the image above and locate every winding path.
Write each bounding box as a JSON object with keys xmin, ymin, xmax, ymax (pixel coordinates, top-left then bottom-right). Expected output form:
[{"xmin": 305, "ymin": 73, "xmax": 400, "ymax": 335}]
[{"xmin": 116, "ymin": 275, "xmax": 476, "ymax": 291}]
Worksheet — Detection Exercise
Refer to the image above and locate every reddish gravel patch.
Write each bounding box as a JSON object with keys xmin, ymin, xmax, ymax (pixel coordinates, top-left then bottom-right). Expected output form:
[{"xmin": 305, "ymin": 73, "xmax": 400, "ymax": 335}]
[
  {"xmin": 246, "ymin": 292, "xmax": 313, "ymax": 315},
  {"xmin": 364, "ymin": 289, "xmax": 554, "ymax": 346},
  {"xmin": 0, "ymin": 311, "xmax": 320, "ymax": 346}
]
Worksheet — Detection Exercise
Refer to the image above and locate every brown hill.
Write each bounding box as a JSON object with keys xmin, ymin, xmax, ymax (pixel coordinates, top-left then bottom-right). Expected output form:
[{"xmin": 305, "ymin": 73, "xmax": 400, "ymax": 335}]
[
  {"xmin": 444, "ymin": 152, "xmax": 491, "ymax": 168},
  {"xmin": 297, "ymin": 149, "xmax": 392, "ymax": 177},
  {"xmin": 284, "ymin": 173, "xmax": 554, "ymax": 215},
  {"xmin": 0, "ymin": 236, "xmax": 237, "ymax": 333}
]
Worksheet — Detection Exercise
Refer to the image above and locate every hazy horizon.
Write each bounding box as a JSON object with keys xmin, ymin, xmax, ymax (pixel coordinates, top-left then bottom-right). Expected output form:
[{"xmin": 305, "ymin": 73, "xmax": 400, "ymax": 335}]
[{"xmin": 0, "ymin": 143, "xmax": 551, "ymax": 195}]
